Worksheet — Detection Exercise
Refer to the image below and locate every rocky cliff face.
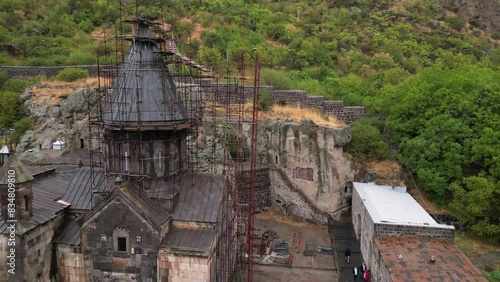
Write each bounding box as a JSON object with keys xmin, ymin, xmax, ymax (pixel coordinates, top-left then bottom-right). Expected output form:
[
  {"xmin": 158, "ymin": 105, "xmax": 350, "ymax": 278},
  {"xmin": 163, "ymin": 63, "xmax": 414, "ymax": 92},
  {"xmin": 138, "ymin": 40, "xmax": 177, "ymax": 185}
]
[
  {"xmin": 242, "ymin": 119, "xmax": 357, "ymax": 222},
  {"xmin": 439, "ymin": 0, "xmax": 500, "ymax": 33},
  {"xmin": 17, "ymin": 86, "xmax": 96, "ymax": 163},
  {"xmin": 17, "ymin": 84, "xmax": 360, "ymax": 223}
]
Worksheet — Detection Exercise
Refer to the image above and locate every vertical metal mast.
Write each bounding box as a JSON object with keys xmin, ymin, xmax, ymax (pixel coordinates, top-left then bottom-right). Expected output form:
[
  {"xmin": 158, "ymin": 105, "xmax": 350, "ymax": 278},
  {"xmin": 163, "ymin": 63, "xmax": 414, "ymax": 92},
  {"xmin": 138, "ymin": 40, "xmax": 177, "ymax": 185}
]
[{"xmin": 247, "ymin": 53, "xmax": 260, "ymax": 282}]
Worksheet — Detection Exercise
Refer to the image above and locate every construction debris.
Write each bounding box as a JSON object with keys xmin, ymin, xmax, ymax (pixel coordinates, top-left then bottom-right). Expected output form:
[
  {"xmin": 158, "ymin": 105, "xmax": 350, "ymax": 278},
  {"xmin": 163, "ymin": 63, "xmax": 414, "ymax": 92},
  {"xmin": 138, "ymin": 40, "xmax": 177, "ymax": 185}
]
[
  {"xmin": 317, "ymin": 246, "xmax": 333, "ymax": 255},
  {"xmin": 304, "ymin": 241, "xmax": 317, "ymax": 256}
]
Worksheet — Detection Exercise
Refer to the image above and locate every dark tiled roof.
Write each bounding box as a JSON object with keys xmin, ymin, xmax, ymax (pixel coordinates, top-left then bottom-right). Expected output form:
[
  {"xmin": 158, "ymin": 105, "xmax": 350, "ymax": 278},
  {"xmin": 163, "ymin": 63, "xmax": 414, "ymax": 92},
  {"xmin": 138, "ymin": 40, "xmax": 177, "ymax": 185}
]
[
  {"xmin": 145, "ymin": 173, "xmax": 194, "ymax": 199},
  {"xmin": 162, "ymin": 227, "xmax": 215, "ymax": 256},
  {"xmin": 173, "ymin": 174, "xmax": 223, "ymax": 223},
  {"xmin": 39, "ymin": 149, "xmax": 92, "ymax": 166},
  {"xmin": 60, "ymin": 168, "xmax": 106, "ymax": 211},
  {"xmin": 145, "ymin": 183, "xmax": 175, "ymax": 199},
  {"xmin": 83, "ymin": 181, "xmax": 170, "ymax": 229},
  {"xmin": 0, "ymin": 155, "xmax": 34, "ymax": 184},
  {"xmin": 376, "ymin": 236, "xmax": 488, "ymax": 282},
  {"xmin": 102, "ymin": 17, "xmax": 188, "ymax": 126},
  {"xmin": 26, "ymin": 165, "xmax": 56, "ymax": 178},
  {"xmin": 54, "ymin": 218, "xmax": 81, "ymax": 245},
  {"xmin": 0, "ymin": 170, "xmax": 73, "ymax": 234}
]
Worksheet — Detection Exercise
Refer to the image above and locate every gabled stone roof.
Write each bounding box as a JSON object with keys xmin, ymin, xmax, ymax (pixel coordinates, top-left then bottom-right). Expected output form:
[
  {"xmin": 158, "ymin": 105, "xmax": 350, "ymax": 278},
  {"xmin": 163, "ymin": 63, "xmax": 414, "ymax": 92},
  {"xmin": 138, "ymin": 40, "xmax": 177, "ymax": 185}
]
[{"xmin": 82, "ymin": 181, "xmax": 171, "ymax": 230}]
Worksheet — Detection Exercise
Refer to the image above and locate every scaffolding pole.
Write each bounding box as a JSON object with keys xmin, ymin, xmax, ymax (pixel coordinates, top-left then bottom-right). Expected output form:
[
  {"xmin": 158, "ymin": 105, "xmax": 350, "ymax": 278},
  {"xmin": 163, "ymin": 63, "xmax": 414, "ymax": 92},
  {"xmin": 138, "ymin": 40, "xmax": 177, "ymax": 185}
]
[{"xmin": 247, "ymin": 53, "xmax": 260, "ymax": 282}]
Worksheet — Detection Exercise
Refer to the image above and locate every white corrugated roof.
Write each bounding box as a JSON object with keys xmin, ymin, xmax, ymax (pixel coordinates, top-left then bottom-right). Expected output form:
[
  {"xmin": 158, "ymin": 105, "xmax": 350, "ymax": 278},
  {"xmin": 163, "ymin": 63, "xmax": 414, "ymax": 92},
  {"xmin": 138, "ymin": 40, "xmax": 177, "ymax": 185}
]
[
  {"xmin": 53, "ymin": 140, "xmax": 65, "ymax": 145},
  {"xmin": 354, "ymin": 182, "xmax": 440, "ymax": 226}
]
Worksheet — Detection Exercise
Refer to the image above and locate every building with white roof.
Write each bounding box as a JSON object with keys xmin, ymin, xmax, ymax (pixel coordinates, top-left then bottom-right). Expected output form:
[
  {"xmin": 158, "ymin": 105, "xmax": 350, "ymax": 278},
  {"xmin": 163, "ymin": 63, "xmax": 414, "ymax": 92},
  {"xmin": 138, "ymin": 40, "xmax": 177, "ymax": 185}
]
[
  {"xmin": 52, "ymin": 140, "xmax": 65, "ymax": 150},
  {"xmin": 351, "ymin": 182, "xmax": 455, "ymax": 268}
]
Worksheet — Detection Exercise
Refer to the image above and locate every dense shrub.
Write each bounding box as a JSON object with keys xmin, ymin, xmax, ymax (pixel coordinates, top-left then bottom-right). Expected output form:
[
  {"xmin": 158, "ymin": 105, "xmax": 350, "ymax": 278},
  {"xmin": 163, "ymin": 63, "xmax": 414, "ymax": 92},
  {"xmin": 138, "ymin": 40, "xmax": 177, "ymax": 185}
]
[
  {"xmin": 259, "ymin": 89, "xmax": 273, "ymax": 111},
  {"xmin": 445, "ymin": 15, "xmax": 464, "ymax": 30},
  {"xmin": 11, "ymin": 118, "xmax": 32, "ymax": 145},
  {"xmin": 2, "ymin": 79, "xmax": 26, "ymax": 93},
  {"xmin": 66, "ymin": 50, "xmax": 95, "ymax": 65},
  {"xmin": 347, "ymin": 117, "xmax": 391, "ymax": 161},
  {"xmin": 260, "ymin": 68, "xmax": 291, "ymax": 89},
  {"xmin": 53, "ymin": 68, "xmax": 89, "ymax": 82},
  {"xmin": 0, "ymin": 71, "xmax": 7, "ymax": 90}
]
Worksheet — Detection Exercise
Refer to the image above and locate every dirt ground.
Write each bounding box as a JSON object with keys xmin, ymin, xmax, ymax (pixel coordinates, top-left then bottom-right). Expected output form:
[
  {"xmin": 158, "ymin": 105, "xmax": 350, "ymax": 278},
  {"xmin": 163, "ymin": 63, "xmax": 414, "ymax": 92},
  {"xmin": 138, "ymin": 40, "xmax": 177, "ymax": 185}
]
[
  {"xmin": 455, "ymin": 232, "xmax": 500, "ymax": 277},
  {"xmin": 244, "ymin": 210, "xmax": 338, "ymax": 282}
]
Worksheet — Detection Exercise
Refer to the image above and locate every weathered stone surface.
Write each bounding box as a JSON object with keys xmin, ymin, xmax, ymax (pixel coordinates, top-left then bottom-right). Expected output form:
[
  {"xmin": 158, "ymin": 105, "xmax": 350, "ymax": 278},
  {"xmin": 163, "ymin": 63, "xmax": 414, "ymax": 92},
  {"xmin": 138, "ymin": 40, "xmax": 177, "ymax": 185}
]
[
  {"xmin": 241, "ymin": 119, "xmax": 356, "ymax": 223},
  {"xmin": 60, "ymin": 88, "xmax": 96, "ymax": 118},
  {"xmin": 16, "ymin": 87, "xmax": 97, "ymax": 163}
]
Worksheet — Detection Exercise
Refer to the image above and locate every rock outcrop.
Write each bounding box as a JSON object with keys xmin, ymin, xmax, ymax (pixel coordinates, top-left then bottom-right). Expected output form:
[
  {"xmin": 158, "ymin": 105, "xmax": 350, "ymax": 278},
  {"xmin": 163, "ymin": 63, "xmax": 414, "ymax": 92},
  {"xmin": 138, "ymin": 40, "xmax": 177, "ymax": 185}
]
[
  {"xmin": 17, "ymin": 83, "xmax": 360, "ymax": 224},
  {"xmin": 242, "ymin": 119, "xmax": 357, "ymax": 223},
  {"xmin": 16, "ymin": 86, "xmax": 97, "ymax": 163}
]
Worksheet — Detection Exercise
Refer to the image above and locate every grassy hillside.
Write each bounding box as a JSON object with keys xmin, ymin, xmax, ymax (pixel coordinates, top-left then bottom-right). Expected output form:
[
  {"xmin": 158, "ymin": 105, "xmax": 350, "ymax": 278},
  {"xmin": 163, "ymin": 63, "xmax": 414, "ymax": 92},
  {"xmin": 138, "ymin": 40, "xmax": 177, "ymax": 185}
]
[{"xmin": 0, "ymin": 0, "xmax": 499, "ymax": 250}]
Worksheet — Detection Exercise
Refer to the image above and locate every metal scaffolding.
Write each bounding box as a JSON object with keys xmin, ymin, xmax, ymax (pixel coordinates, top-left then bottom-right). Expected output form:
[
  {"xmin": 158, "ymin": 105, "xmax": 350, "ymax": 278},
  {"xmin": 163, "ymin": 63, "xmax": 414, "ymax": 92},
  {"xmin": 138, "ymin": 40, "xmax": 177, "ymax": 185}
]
[{"xmin": 86, "ymin": 2, "xmax": 257, "ymax": 281}]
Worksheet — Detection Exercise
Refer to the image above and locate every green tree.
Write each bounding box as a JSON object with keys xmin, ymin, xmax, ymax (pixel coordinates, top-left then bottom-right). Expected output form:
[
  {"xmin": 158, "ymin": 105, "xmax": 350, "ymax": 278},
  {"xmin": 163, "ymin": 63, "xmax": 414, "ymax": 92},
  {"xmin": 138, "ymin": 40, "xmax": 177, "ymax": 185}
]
[
  {"xmin": 399, "ymin": 115, "xmax": 472, "ymax": 196},
  {"xmin": 449, "ymin": 176, "xmax": 500, "ymax": 241},
  {"xmin": 261, "ymin": 68, "xmax": 291, "ymax": 89},
  {"xmin": 348, "ymin": 117, "xmax": 391, "ymax": 161},
  {"xmin": 11, "ymin": 117, "xmax": 32, "ymax": 145},
  {"xmin": 0, "ymin": 91, "xmax": 24, "ymax": 127}
]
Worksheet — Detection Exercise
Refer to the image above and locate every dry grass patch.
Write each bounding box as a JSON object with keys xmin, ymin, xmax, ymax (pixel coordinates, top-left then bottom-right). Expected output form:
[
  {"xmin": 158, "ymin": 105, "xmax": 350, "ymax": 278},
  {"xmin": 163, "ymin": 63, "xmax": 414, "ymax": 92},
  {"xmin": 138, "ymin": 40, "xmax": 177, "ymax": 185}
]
[
  {"xmin": 90, "ymin": 27, "xmax": 112, "ymax": 41},
  {"xmin": 256, "ymin": 209, "xmax": 316, "ymax": 228},
  {"xmin": 205, "ymin": 102, "xmax": 345, "ymax": 128},
  {"xmin": 31, "ymin": 77, "xmax": 99, "ymax": 105},
  {"xmin": 456, "ymin": 233, "xmax": 500, "ymax": 257},
  {"xmin": 364, "ymin": 160, "xmax": 402, "ymax": 186},
  {"xmin": 261, "ymin": 104, "xmax": 344, "ymax": 127}
]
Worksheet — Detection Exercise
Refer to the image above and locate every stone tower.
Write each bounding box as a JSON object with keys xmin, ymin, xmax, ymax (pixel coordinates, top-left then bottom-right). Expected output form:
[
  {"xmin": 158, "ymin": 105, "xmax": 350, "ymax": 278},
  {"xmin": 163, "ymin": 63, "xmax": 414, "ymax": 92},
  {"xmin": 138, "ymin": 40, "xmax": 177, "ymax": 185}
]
[
  {"xmin": 100, "ymin": 13, "xmax": 191, "ymax": 197},
  {"xmin": 0, "ymin": 155, "xmax": 34, "ymax": 221}
]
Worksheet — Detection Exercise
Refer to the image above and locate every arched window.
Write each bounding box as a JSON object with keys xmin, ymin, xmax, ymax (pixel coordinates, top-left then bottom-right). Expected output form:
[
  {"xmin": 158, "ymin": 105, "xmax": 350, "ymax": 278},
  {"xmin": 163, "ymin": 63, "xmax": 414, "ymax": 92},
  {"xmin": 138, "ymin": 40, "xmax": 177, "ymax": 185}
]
[
  {"xmin": 124, "ymin": 151, "xmax": 129, "ymax": 172},
  {"xmin": 357, "ymin": 214, "xmax": 362, "ymax": 240},
  {"xmin": 158, "ymin": 150, "xmax": 162, "ymax": 170},
  {"xmin": 24, "ymin": 195, "xmax": 29, "ymax": 211}
]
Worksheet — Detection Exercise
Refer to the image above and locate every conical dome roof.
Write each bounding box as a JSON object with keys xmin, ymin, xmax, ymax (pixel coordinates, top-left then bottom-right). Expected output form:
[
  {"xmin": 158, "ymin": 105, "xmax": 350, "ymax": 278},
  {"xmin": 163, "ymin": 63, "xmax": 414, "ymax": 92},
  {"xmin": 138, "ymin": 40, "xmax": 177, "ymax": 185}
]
[
  {"xmin": 0, "ymin": 155, "xmax": 34, "ymax": 185},
  {"xmin": 102, "ymin": 13, "xmax": 188, "ymax": 128}
]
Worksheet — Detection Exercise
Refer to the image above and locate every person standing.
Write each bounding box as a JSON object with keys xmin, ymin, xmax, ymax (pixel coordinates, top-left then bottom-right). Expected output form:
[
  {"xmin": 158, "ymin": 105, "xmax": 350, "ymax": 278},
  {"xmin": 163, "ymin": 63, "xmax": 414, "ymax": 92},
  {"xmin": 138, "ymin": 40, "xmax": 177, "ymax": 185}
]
[
  {"xmin": 361, "ymin": 261, "xmax": 367, "ymax": 281},
  {"xmin": 353, "ymin": 265, "xmax": 359, "ymax": 282},
  {"xmin": 345, "ymin": 248, "xmax": 351, "ymax": 264},
  {"xmin": 363, "ymin": 269, "xmax": 370, "ymax": 282}
]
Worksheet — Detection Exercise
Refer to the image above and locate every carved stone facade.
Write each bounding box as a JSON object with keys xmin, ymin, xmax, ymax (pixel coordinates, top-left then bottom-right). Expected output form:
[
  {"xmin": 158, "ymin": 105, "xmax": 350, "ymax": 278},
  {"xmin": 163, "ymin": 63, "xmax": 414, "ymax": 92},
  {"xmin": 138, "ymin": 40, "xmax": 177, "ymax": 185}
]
[{"xmin": 242, "ymin": 119, "xmax": 356, "ymax": 223}]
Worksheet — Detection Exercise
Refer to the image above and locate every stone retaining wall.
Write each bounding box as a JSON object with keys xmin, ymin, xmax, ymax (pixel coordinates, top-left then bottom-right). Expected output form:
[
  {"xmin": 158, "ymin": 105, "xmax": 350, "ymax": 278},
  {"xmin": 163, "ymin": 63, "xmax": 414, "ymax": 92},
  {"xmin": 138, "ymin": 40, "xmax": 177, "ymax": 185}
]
[
  {"xmin": 0, "ymin": 65, "xmax": 99, "ymax": 80},
  {"xmin": 1, "ymin": 66, "xmax": 365, "ymax": 123},
  {"xmin": 373, "ymin": 223, "xmax": 455, "ymax": 241}
]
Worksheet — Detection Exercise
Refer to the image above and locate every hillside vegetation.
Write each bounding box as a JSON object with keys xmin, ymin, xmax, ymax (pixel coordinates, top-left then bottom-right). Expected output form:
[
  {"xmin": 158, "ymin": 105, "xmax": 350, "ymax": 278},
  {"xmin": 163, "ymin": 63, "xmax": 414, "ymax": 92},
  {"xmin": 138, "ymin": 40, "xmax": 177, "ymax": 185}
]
[{"xmin": 0, "ymin": 0, "xmax": 499, "ymax": 248}]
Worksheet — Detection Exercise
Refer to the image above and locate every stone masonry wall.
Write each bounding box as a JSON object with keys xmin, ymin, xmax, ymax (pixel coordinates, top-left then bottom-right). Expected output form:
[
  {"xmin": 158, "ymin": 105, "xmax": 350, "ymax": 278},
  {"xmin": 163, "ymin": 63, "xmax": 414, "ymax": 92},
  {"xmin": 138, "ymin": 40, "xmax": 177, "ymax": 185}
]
[
  {"xmin": 237, "ymin": 165, "xmax": 271, "ymax": 211},
  {"xmin": 210, "ymin": 83, "xmax": 365, "ymax": 124},
  {"xmin": 0, "ymin": 65, "xmax": 99, "ymax": 80},
  {"xmin": 373, "ymin": 223, "xmax": 455, "ymax": 241},
  {"xmin": 2, "ymin": 65, "xmax": 364, "ymax": 123},
  {"xmin": 371, "ymin": 245, "xmax": 392, "ymax": 282},
  {"xmin": 24, "ymin": 213, "xmax": 67, "ymax": 282},
  {"xmin": 270, "ymin": 169, "xmax": 330, "ymax": 224},
  {"xmin": 0, "ymin": 213, "xmax": 66, "ymax": 282},
  {"xmin": 57, "ymin": 245, "xmax": 86, "ymax": 282},
  {"xmin": 158, "ymin": 252, "xmax": 212, "ymax": 282},
  {"xmin": 352, "ymin": 184, "xmax": 456, "ymax": 281}
]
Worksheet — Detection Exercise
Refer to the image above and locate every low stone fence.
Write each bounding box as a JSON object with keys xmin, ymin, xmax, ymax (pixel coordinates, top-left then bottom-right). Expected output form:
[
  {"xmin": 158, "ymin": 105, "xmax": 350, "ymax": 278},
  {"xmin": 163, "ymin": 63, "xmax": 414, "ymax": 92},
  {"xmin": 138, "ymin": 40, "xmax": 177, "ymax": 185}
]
[
  {"xmin": 202, "ymin": 81, "xmax": 365, "ymax": 124},
  {"xmin": 1, "ymin": 65, "xmax": 365, "ymax": 123},
  {"xmin": 0, "ymin": 65, "xmax": 99, "ymax": 80}
]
